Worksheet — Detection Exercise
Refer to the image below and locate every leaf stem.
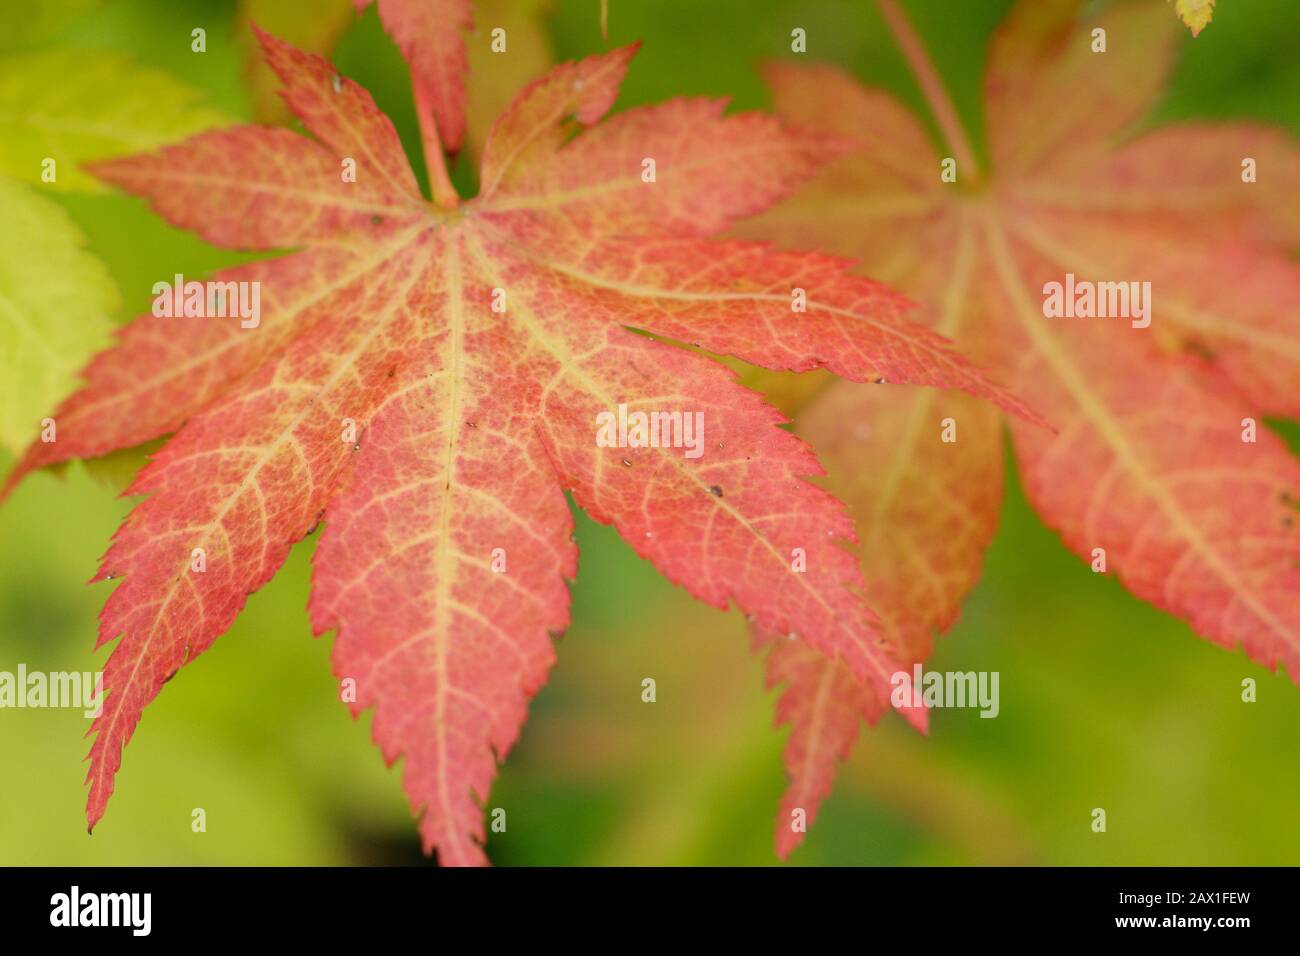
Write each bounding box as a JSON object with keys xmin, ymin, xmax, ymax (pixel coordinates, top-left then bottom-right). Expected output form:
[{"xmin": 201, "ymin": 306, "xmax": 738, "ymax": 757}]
[
  {"xmin": 875, "ymin": 0, "xmax": 982, "ymax": 185},
  {"xmin": 415, "ymin": 84, "xmax": 460, "ymax": 209}
]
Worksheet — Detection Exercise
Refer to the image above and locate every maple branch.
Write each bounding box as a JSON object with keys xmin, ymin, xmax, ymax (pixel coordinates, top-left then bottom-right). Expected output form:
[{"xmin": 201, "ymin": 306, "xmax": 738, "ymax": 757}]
[
  {"xmin": 415, "ymin": 83, "xmax": 460, "ymax": 209},
  {"xmin": 875, "ymin": 0, "xmax": 982, "ymax": 185}
]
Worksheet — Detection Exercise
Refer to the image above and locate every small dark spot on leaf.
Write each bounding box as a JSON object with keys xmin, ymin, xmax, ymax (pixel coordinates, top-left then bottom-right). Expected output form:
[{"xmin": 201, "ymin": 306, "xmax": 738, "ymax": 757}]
[
  {"xmin": 707, "ymin": 485, "xmax": 723, "ymax": 497},
  {"xmin": 371, "ymin": 215, "xmax": 384, "ymax": 226}
]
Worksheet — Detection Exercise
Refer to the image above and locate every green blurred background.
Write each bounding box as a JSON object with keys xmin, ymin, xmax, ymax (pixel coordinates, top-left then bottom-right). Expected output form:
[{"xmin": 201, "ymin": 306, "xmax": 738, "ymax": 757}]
[{"xmin": 1, "ymin": 0, "xmax": 1298, "ymax": 865}]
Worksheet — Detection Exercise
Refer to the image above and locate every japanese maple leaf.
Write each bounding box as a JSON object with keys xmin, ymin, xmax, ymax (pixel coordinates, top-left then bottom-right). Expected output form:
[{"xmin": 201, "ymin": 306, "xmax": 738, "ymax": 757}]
[
  {"xmin": 1, "ymin": 24, "xmax": 1034, "ymax": 864},
  {"xmin": 734, "ymin": 0, "xmax": 1300, "ymax": 856}
]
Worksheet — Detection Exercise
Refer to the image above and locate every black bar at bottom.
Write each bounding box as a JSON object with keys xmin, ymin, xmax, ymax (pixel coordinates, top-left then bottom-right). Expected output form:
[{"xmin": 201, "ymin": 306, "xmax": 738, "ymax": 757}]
[{"xmin": 0, "ymin": 866, "xmax": 1289, "ymax": 941}]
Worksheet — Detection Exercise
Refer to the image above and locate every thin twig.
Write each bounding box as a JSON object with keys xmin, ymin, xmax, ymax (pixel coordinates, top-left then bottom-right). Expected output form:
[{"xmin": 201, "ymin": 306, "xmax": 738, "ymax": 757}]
[{"xmin": 875, "ymin": 0, "xmax": 982, "ymax": 185}]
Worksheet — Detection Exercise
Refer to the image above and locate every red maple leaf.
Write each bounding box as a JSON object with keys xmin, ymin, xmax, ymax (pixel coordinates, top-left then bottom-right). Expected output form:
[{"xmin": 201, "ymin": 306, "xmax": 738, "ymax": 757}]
[
  {"xmin": 354, "ymin": 0, "xmax": 473, "ymax": 154},
  {"xmin": 736, "ymin": 0, "xmax": 1300, "ymax": 857},
  {"xmin": 3, "ymin": 20, "xmax": 1034, "ymax": 864}
]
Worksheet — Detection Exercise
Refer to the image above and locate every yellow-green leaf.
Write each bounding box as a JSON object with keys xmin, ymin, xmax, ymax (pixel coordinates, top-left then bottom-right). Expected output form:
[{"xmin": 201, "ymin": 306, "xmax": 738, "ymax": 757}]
[
  {"xmin": 0, "ymin": 50, "xmax": 227, "ymax": 191},
  {"xmin": 1174, "ymin": 0, "xmax": 1216, "ymax": 36},
  {"xmin": 0, "ymin": 177, "xmax": 117, "ymax": 453}
]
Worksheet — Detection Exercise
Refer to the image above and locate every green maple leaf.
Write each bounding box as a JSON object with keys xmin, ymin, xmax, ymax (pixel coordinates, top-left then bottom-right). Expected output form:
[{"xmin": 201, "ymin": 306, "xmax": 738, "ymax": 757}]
[
  {"xmin": 0, "ymin": 50, "xmax": 226, "ymax": 192},
  {"xmin": 0, "ymin": 178, "xmax": 116, "ymax": 453},
  {"xmin": 0, "ymin": 49, "xmax": 226, "ymax": 454}
]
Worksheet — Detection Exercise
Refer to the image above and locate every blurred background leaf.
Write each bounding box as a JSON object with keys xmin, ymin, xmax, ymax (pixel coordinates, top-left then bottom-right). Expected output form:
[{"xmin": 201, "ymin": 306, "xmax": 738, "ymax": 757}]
[
  {"xmin": 0, "ymin": 49, "xmax": 227, "ymax": 192},
  {"xmin": 0, "ymin": 179, "xmax": 116, "ymax": 453}
]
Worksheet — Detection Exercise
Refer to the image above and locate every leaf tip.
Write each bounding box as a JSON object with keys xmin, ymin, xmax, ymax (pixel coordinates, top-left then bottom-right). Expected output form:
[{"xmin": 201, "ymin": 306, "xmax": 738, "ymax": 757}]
[{"xmin": 774, "ymin": 829, "xmax": 803, "ymax": 860}]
